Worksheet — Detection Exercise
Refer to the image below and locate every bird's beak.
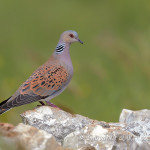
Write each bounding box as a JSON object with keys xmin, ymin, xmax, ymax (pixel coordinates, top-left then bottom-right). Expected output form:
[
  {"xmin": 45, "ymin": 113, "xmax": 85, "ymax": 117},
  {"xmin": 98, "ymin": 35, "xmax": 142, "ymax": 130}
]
[{"xmin": 77, "ymin": 38, "xmax": 83, "ymax": 44}]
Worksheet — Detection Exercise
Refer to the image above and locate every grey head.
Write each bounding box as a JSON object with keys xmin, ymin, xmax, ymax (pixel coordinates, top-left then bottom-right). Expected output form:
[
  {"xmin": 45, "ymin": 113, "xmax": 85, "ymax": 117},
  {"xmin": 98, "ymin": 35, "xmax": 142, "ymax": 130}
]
[
  {"xmin": 54, "ymin": 30, "xmax": 83, "ymax": 56},
  {"xmin": 59, "ymin": 30, "xmax": 83, "ymax": 44}
]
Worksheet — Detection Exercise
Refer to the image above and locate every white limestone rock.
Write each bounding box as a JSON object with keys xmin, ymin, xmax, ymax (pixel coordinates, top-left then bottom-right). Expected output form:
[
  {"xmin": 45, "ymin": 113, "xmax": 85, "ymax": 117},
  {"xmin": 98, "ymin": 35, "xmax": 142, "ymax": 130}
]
[
  {"xmin": 2, "ymin": 107, "xmax": 150, "ymax": 150},
  {"xmin": 0, "ymin": 122, "xmax": 64, "ymax": 150},
  {"xmin": 21, "ymin": 106, "xmax": 93, "ymax": 143}
]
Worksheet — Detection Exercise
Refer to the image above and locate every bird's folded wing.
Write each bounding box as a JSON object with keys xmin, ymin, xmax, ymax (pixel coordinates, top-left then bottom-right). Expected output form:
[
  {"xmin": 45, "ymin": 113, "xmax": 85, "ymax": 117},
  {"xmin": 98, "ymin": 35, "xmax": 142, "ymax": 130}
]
[
  {"xmin": 21, "ymin": 64, "xmax": 70, "ymax": 96},
  {"xmin": 1, "ymin": 65, "xmax": 70, "ymax": 109}
]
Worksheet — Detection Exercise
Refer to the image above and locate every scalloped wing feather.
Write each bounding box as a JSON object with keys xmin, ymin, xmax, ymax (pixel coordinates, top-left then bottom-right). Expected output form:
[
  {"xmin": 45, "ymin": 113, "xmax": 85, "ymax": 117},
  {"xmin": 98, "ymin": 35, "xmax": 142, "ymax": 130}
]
[{"xmin": 21, "ymin": 64, "xmax": 70, "ymax": 97}]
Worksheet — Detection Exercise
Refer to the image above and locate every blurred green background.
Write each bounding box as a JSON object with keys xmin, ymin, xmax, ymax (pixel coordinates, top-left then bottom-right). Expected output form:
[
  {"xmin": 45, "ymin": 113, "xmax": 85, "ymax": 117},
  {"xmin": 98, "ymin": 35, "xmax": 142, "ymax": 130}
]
[{"xmin": 0, "ymin": 0, "xmax": 150, "ymax": 125}]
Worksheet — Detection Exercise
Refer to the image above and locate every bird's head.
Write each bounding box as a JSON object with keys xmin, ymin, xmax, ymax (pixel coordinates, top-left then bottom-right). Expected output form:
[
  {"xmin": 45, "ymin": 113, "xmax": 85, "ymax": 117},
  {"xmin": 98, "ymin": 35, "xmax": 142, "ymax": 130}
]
[{"xmin": 60, "ymin": 30, "xmax": 83, "ymax": 44}]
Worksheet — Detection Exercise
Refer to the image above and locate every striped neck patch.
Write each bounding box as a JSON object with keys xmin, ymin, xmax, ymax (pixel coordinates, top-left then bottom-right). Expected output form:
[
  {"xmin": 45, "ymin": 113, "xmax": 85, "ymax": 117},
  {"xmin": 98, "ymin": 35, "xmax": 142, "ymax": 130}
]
[{"xmin": 55, "ymin": 43, "xmax": 65, "ymax": 53}]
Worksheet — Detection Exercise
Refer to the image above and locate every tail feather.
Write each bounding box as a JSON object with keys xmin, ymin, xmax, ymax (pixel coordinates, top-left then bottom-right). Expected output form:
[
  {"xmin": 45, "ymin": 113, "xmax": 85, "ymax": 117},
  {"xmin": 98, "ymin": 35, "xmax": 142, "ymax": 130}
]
[
  {"xmin": 0, "ymin": 108, "xmax": 12, "ymax": 115},
  {"xmin": 0, "ymin": 97, "xmax": 11, "ymax": 115}
]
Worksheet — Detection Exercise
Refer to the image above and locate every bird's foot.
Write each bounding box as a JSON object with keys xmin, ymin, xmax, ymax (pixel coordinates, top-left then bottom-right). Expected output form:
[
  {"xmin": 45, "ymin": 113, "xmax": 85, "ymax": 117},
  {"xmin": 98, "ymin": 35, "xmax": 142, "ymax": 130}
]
[{"xmin": 46, "ymin": 101, "xmax": 61, "ymax": 109}]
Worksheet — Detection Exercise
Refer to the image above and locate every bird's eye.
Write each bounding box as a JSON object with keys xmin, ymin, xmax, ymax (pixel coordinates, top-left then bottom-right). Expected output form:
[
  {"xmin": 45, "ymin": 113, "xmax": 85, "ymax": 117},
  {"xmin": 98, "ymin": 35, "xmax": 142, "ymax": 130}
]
[{"xmin": 69, "ymin": 34, "xmax": 74, "ymax": 38}]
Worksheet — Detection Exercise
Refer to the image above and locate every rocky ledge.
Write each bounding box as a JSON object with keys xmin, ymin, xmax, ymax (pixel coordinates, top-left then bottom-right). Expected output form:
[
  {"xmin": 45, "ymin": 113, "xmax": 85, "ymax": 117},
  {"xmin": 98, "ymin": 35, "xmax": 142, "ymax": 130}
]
[{"xmin": 0, "ymin": 107, "xmax": 150, "ymax": 150}]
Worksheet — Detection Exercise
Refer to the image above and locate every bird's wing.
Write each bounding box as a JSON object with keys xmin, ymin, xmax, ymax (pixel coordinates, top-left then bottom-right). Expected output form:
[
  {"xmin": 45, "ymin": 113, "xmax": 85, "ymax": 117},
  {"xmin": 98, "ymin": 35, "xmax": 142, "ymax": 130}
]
[
  {"xmin": 21, "ymin": 64, "xmax": 70, "ymax": 96},
  {"xmin": 1, "ymin": 64, "xmax": 70, "ymax": 109}
]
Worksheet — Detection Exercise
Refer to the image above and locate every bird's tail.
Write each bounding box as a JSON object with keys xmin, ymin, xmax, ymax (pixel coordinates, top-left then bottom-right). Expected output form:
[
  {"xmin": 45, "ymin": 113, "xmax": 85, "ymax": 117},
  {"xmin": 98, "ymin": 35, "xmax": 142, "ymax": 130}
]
[
  {"xmin": 0, "ymin": 108, "xmax": 11, "ymax": 115},
  {"xmin": 0, "ymin": 97, "xmax": 11, "ymax": 115}
]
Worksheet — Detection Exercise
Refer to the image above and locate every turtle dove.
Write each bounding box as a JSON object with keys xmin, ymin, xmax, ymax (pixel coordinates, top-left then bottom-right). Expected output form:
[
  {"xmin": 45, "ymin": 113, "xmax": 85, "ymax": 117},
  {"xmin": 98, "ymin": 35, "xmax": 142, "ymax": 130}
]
[{"xmin": 0, "ymin": 30, "xmax": 83, "ymax": 115}]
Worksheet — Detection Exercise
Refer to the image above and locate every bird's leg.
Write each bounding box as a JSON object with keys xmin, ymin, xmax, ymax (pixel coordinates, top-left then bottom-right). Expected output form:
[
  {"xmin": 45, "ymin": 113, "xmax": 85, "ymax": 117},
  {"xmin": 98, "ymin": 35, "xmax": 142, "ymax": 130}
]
[
  {"xmin": 39, "ymin": 101, "xmax": 45, "ymax": 105},
  {"xmin": 46, "ymin": 101, "xmax": 61, "ymax": 109},
  {"xmin": 37, "ymin": 101, "xmax": 45, "ymax": 107}
]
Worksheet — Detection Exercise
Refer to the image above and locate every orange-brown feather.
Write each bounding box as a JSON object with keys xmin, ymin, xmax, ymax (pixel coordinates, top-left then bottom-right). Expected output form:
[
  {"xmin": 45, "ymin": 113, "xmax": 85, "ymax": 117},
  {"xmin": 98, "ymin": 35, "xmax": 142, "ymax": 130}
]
[{"xmin": 21, "ymin": 64, "xmax": 70, "ymax": 96}]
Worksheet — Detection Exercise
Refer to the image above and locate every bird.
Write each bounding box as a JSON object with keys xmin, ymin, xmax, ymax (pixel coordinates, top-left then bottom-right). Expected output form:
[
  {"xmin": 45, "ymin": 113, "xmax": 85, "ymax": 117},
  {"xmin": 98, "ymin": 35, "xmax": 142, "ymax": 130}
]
[{"xmin": 0, "ymin": 30, "xmax": 83, "ymax": 115}]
